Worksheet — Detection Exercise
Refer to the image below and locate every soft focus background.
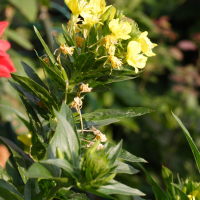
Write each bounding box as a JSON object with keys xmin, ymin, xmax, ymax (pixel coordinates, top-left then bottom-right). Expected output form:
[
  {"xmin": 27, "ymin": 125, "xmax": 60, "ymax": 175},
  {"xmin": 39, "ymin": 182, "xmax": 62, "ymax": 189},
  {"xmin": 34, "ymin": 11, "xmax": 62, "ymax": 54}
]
[{"xmin": 0, "ymin": 0, "xmax": 200, "ymax": 199}]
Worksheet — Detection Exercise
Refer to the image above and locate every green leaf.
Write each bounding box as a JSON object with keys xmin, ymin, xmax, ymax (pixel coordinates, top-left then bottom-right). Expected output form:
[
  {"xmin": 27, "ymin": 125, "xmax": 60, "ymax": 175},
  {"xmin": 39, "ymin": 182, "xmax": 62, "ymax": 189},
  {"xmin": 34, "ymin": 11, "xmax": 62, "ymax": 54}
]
[
  {"xmin": 97, "ymin": 180, "xmax": 145, "ymax": 196},
  {"xmin": 22, "ymin": 61, "xmax": 48, "ymax": 90},
  {"xmin": 68, "ymin": 193, "xmax": 90, "ymax": 200},
  {"xmin": 37, "ymin": 55, "xmax": 66, "ymax": 91},
  {"xmin": 138, "ymin": 164, "xmax": 168, "ymax": 200},
  {"xmin": 162, "ymin": 165, "xmax": 176, "ymax": 199},
  {"xmin": 31, "ymin": 142, "xmax": 48, "ymax": 161},
  {"xmin": 59, "ymin": 103, "xmax": 78, "ymax": 137},
  {"xmin": 0, "ymin": 179, "xmax": 23, "ymax": 200},
  {"xmin": 34, "ymin": 26, "xmax": 57, "ymax": 65},
  {"xmin": 114, "ymin": 160, "xmax": 139, "ymax": 174},
  {"xmin": 108, "ymin": 143, "xmax": 147, "ymax": 163},
  {"xmin": 7, "ymin": 0, "xmax": 37, "ymax": 22},
  {"xmin": 71, "ymin": 52, "xmax": 96, "ymax": 79},
  {"xmin": 47, "ymin": 107, "xmax": 80, "ymax": 168},
  {"xmin": 107, "ymin": 140, "xmax": 122, "ymax": 165},
  {"xmin": 26, "ymin": 163, "xmax": 53, "ymax": 179},
  {"xmin": 26, "ymin": 163, "xmax": 71, "ymax": 185},
  {"xmin": 172, "ymin": 112, "xmax": 200, "ymax": 173},
  {"xmin": 0, "ymin": 165, "xmax": 13, "ymax": 183},
  {"xmin": 39, "ymin": 0, "xmax": 50, "ymax": 7},
  {"xmin": 11, "ymin": 74, "xmax": 58, "ymax": 113},
  {"xmin": 0, "ymin": 136, "xmax": 34, "ymax": 184},
  {"xmin": 86, "ymin": 119, "xmax": 120, "ymax": 129},
  {"xmin": 62, "ymin": 24, "xmax": 78, "ymax": 58},
  {"xmin": 40, "ymin": 159, "xmax": 78, "ymax": 179},
  {"xmin": 171, "ymin": 183, "xmax": 190, "ymax": 200},
  {"xmin": 24, "ymin": 179, "xmax": 40, "ymax": 200},
  {"xmin": 81, "ymin": 107, "xmax": 153, "ymax": 121},
  {"xmin": 5, "ymin": 29, "xmax": 34, "ymax": 50},
  {"xmin": 0, "ymin": 104, "xmax": 30, "ymax": 129}
]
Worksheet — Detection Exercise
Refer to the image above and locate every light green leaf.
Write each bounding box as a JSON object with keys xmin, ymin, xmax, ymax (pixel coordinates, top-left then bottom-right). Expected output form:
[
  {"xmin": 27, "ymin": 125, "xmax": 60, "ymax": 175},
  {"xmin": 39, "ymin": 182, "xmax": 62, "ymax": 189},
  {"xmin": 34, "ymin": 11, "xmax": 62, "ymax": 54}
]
[
  {"xmin": 26, "ymin": 163, "xmax": 53, "ymax": 179},
  {"xmin": 40, "ymin": 159, "xmax": 78, "ymax": 179},
  {"xmin": 98, "ymin": 180, "xmax": 145, "ymax": 196},
  {"xmin": 47, "ymin": 106, "xmax": 80, "ymax": 168},
  {"xmin": 171, "ymin": 183, "xmax": 190, "ymax": 200},
  {"xmin": 114, "ymin": 160, "xmax": 139, "ymax": 174},
  {"xmin": 0, "ymin": 179, "xmax": 23, "ymax": 200},
  {"xmin": 81, "ymin": 107, "xmax": 153, "ymax": 121},
  {"xmin": 8, "ymin": 0, "xmax": 37, "ymax": 22},
  {"xmin": 108, "ymin": 143, "xmax": 147, "ymax": 163},
  {"xmin": 172, "ymin": 112, "xmax": 200, "ymax": 173},
  {"xmin": 162, "ymin": 165, "xmax": 176, "ymax": 199},
  {"xmin": 5, "ymin": 29, "xmax": 34, "ymax": 50},
  {"xmin": 138, "ymin": 164, "xmax": 168, "ymax": 200},
  {"xmin": 0, "ymin": 165, "xmax": 13, "ymax": 183},
  {"xmin": 107, "ymin": 140, "xmax": 122, "ymax": 165}
]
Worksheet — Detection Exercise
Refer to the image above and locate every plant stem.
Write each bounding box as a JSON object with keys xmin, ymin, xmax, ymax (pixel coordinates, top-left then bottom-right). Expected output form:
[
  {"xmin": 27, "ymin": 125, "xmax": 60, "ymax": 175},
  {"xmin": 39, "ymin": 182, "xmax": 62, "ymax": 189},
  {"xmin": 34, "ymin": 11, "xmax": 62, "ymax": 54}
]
[
  {"xmin": 65, "ymin": 81, "xmax": 69, "ymax": 104},
  {"xmin": 46, "ymin": 185, "xmax": 62, "ymax": 200},
  {"xmin": 79, "ymin": 110, "xmax": 84, "ymax": 134}
]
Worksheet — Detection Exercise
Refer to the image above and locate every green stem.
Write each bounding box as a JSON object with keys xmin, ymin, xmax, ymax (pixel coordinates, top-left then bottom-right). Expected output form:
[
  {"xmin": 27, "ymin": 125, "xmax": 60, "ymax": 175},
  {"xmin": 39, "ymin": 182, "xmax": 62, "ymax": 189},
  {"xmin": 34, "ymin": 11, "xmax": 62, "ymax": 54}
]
[
  {"xmin": 65, "ymin": 81, "xmax": 69, "ymax": 104},
  {"xmin": 81, "ymin": 38, "xmax": 86, "ymax": 54},
  {"xmin": 46, "ymin": 185, "xmax": 62, "ymax": 200}
]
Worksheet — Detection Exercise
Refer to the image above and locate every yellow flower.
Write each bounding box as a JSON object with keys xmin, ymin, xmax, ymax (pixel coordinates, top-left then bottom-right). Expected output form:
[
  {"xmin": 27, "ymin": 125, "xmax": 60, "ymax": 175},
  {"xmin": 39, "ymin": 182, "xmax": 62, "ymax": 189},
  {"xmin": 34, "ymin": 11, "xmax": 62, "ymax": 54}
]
[
  {"xmin": 82, "ymin": 13, "xmax": 103, "ymax": 37},
  {"xmin": 60, "ymin": 44, "xmax": 74, "ymax": 56},
  {"xmin": 103, "ymin": 35, "xmax": 118, "ymax": 50},
  {"xmin": 126, "ymin": 41, "xmax": 148, "ymax": 73},
  {"xmin": 89, "ymin": 0, "xmax": 107, "ymax": 14},
  {"xmin": 137, "ymin": 31, "xmax": 157, "ymax": 57},
  {"xmin": 76, "ymin": 36, "xmax": 84, "ymax": 48},
  {"xmin": 108, "ymin": 55, "xmax": 122, "ymax": 69},
  {"xmin": 64, "ymin": 0, "xmax": 90, "ymax": 15},
  {"xmin": 188, "ymin": 195, "xmax": 195, "ymax": 200},
  {"xmin": 109, "ymin": 18, "xmax": 132, "ymax": 40}
]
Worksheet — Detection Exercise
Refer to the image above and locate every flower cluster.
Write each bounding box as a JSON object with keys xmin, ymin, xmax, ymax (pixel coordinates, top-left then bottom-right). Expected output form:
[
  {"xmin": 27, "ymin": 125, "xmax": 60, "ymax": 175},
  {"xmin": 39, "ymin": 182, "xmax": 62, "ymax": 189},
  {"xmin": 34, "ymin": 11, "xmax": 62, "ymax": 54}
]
[
  {"xmin": 64, "ymin": 0, "xmax": 157, "ymax": 74},
  {"xmin": 0, "ymin": 21, "xmax": 16, "ymax": 78}
]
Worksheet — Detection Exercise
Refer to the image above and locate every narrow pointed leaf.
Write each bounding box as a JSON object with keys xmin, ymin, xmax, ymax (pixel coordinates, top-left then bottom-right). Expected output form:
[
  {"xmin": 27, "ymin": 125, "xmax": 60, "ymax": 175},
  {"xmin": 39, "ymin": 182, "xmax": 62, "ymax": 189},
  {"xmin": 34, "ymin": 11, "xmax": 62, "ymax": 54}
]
[
  {"xmin": 138, "ymin": 164, "xmax": 168, "ymax": 200},
  {"xmin": 162, "ymin": 165, "xmax": 176, "ymax": 199},
  {"xmin": 11, "ymin": 74, "xmax": 58, "ymax": 113},
  {"xmin": 0, "ymin": 136, "xmax": 34, "ymax": 184},
  {"xmin": 172, "ymin": 112, "xmax": 200, "ymax": 173},
  {"xmin": 34, "ymin": 26, "xmax": 57, "ymax": 65},
  {"xmin": 114, "ymin": 160, "xmax": 139, "ymax": 174},
  {"xmin": 38, "ymin": 56, "xmax": 66, "ymax": 91},
  {"xmin": 40, "ymin": 159, "xmax": 78, "ymax": 179},
  {"xmin": 22, "ymin": 61, "xmax": 48, "ymax": 90},
  {"xmin": 97, "ymin": 180, "xmax": 145, "ymax": 196},
  {"xmin": 171, "ymin": 183, "xmax": 190, "ymax": 200},
  {"xmin": 0, "ymin": 179, "xmax": 23, "ymax": 200},
  {"xmin": 107, "ymin": 140, "xmax": 122, "ymax": 165},
  {"xmin": 108, "ymin": 143, "xmax": 147, "ymax": 163}
]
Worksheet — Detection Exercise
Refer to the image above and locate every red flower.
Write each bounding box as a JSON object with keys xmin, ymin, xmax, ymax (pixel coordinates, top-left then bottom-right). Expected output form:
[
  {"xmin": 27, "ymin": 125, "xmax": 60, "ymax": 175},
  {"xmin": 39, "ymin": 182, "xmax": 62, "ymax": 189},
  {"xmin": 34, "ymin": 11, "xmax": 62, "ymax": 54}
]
[{"xmin": 0, "ymin": 21, "xmax": 16, "ymax": 78}]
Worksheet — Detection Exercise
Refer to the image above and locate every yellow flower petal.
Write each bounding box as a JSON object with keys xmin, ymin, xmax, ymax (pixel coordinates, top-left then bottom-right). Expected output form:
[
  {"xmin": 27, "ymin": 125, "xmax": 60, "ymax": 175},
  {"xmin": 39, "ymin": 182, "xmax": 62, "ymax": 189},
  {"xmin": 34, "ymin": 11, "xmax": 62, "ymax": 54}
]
[
  {"xmin": 64, "ymin": 0, "xmax": 80, "ymax": 14},
  {"xmin": 137, "ymin": 31, "xmax": 157, "ymax": 57},
  {"xmin": 126, "ymin": 41, "xmax": 147, "ymax": 73},
  {"xmin": 109, "ymin": 18, "xmax": 132, "ymax": 40},
  {"xmin": 89, "ymin": 0, "xmax": 106, "ymax": 14}
]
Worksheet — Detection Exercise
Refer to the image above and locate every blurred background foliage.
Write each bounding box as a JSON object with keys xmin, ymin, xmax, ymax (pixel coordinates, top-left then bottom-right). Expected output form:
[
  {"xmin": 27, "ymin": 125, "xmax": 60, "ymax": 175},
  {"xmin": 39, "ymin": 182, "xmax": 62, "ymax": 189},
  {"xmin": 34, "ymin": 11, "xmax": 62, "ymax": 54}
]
[{"xmin": 1, "ymin": 0, "xmax": 200, "ymax": 199}]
